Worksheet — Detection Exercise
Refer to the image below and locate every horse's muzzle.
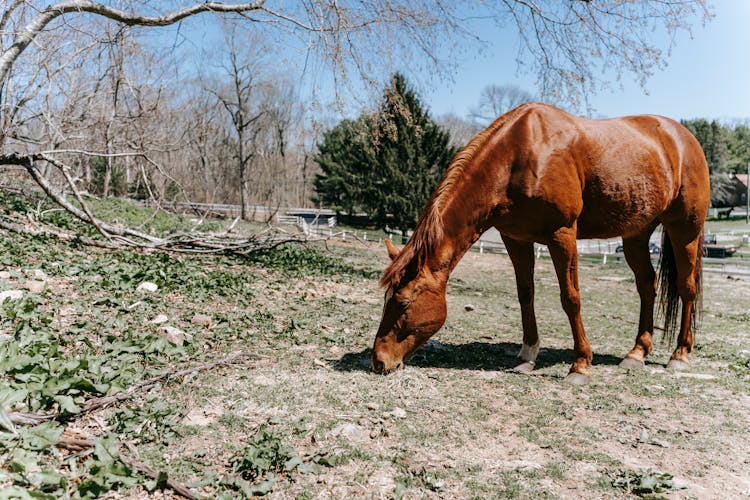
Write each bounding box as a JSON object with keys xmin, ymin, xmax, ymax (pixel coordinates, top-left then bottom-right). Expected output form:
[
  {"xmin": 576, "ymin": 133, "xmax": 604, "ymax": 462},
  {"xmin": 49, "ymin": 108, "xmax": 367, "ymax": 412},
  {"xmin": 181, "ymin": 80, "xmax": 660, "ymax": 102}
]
[{"xmin": 371, "ymin": 357, "xmax": 404, "ymax": 374}]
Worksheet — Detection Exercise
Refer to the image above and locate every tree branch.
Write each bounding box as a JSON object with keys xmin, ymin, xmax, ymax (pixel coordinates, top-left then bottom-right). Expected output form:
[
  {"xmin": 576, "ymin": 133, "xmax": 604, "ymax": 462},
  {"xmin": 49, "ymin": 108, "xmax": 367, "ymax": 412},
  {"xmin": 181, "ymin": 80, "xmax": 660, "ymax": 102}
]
[{"xmin": 0, "ymin": 1, "xmax": 266, "ymax": 85}]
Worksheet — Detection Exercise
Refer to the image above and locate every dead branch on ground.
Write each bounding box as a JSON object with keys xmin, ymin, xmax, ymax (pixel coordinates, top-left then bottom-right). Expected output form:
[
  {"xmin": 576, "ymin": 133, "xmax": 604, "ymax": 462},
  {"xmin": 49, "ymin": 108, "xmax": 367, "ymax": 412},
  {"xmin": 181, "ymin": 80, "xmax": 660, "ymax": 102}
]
[{"xmin": 1, "ymin": 152, "xmax": 320, "ymax": 254}]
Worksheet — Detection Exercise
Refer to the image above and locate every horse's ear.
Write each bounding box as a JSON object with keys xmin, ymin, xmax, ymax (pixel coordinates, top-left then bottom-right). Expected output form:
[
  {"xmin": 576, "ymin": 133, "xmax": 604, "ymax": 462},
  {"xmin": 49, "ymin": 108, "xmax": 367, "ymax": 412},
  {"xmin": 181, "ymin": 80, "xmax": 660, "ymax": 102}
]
[{"xmin": 385, "ymin": 239, "xmax": 400, "ymax": 261}]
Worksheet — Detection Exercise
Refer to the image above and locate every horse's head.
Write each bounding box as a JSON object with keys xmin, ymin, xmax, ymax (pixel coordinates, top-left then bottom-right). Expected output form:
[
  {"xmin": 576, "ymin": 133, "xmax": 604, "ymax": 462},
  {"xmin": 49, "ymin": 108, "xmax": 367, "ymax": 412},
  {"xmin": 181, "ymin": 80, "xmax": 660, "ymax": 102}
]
[{"xmin": 372, "ymin": 240, "xmax": 447, "ymax": 374}]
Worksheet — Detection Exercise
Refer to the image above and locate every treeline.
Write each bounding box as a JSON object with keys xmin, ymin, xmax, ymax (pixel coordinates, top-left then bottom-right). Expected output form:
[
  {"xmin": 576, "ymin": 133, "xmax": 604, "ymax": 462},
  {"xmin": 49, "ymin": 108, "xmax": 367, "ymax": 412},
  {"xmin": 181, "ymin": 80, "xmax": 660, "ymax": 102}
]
[
  {"xmin": 680, "ymin": 119, "xmax": 750, "ymax": 174},
  {"xmin": 2, "ymin": 7, "xmax": 747, "ymax": 224},
  {"xmin": 1, "ymin": 20, "xmax": 319, "ymax": 216},
  {"xmin": 680, "ymin": 119, "xmax": 750, "ymax": 208}
]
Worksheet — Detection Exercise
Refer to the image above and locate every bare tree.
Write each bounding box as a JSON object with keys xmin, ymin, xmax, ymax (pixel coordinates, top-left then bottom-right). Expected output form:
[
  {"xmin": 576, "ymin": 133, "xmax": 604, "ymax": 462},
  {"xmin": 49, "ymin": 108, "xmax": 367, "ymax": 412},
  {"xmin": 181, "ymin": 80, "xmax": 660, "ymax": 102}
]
[
  {"xmin": 438, "ymin": 113, "xmax": 483, "ymax": 148},
  {"xmin": 469, "ymin": 84, "xmax": 536, "ymax": 125},
  {"xmin": 207, "ymin": 34, "xmax": 267, "ymax": 220}
]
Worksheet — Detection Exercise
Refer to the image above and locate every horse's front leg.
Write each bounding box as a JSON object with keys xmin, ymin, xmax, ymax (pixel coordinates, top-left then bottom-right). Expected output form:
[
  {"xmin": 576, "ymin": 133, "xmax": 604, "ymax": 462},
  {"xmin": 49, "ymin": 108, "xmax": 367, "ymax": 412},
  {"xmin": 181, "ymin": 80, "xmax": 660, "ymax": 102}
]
[
  {"xmin": 548, "ymin": 226, "xmax": 592, "ymax": 384},
  {"xmin": 501, "ymin": 235, "xmax": 539, "ymax": 373}
]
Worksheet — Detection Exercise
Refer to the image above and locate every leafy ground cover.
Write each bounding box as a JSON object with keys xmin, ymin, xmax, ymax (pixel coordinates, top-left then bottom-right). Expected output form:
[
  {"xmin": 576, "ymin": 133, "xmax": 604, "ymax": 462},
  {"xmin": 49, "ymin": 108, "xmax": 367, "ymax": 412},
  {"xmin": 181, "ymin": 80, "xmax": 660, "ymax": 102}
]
[{"xmin": 1, "ymin": 205, "xmax": 750, "ymax": 497}]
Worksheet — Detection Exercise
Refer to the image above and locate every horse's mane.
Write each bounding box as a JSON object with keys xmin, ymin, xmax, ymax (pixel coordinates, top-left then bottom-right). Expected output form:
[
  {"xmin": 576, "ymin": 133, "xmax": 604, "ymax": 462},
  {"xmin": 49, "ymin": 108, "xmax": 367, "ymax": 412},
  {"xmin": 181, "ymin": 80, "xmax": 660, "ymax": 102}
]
[{"xmin": 379, "ymin": 104, "xmax": 532, "ymax": 289}]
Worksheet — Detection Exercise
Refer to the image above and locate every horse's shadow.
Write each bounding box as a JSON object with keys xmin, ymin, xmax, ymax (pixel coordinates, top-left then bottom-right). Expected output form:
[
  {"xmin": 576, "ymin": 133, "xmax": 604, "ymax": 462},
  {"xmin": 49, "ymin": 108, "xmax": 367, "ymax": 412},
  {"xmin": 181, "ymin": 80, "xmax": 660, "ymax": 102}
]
[{"xmin": 333, "ymin": 341, "xmax": 624, "ymax": 373}]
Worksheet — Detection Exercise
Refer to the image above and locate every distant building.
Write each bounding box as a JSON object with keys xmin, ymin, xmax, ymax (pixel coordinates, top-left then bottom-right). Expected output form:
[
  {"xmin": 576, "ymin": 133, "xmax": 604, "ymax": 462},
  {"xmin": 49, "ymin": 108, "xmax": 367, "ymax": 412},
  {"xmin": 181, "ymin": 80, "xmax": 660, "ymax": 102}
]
[
  {"xmin": 730, "ymin": 174, "xmax": 748, "ymax": 206},
  {"xmin": 710, "ymin": 173, "xmax": 747, "ymax": 218}
]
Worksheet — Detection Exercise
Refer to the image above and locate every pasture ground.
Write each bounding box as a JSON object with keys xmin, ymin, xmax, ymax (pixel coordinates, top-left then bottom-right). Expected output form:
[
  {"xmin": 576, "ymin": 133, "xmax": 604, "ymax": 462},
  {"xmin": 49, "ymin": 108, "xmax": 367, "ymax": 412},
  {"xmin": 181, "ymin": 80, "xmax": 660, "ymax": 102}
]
[{"xmin": 1, "ymin": 218, "xmax": 750, "ymax": 498}]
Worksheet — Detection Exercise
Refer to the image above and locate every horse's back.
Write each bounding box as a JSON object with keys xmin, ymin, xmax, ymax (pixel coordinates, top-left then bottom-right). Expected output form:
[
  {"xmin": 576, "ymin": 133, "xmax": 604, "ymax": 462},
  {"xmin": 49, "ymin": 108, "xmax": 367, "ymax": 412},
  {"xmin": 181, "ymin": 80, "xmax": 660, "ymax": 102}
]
[
  {"xmin": 578, "ymin": 113, "xmax": 708, "ymax": 238},
  {"xmin": 500, "ymin": 104, "xmax": 709, "ymax": 240}
]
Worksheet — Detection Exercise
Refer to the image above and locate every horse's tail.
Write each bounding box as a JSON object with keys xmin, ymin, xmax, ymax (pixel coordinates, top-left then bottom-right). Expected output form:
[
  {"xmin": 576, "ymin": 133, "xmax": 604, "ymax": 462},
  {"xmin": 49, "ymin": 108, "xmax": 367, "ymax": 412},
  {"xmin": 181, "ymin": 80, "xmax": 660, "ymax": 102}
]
[{"xmin": 658, "ymin": 230, "xmax": 703, "ymax": 345}]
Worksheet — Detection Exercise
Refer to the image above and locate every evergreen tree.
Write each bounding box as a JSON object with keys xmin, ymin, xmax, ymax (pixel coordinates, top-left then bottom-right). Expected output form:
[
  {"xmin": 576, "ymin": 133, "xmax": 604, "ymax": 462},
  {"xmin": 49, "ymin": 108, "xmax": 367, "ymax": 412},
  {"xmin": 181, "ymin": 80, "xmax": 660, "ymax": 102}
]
[
  {"xmin": 313, "ymin": 117, "xmax": 374, "ymax": 216},
  {"xmin": 366, "ymin": 73, "xmax": 458, "ymax": 237},
  {"xmin": 314, "ymin": 73, "xmax": 457, "ymax": 237}
]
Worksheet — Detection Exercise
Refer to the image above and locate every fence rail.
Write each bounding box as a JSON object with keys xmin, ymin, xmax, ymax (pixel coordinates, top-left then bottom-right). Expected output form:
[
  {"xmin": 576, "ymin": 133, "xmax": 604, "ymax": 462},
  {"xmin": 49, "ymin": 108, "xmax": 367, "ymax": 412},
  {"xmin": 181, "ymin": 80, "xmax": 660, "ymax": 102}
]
[
  {"xmin": 168, "ymin": 202, "xmax": 750, "ymax": 271},
  {"xmin": 299, "ymin": 223, "xmax": 750, "ymax": 273}
]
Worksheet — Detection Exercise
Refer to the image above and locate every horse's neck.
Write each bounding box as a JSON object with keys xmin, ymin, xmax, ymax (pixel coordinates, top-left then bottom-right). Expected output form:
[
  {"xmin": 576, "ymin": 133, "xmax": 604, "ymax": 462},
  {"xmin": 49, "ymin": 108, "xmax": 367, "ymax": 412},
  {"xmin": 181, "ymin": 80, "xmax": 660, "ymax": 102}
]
[
  {"xmin": 428, "ymin": 195, "xmax": 495, "ymax": 280},
  {"xmin": 425, "ymin": 123, "xmax": 514, "ymax": 280}
]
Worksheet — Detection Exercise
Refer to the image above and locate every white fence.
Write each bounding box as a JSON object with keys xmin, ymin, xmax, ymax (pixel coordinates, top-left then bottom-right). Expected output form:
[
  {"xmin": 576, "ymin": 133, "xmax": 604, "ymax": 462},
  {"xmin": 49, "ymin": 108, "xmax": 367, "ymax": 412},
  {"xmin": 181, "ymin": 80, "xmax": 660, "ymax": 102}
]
[{"xmin": 172, "ymin": 202, "xmax": 750, "ymax": 270}]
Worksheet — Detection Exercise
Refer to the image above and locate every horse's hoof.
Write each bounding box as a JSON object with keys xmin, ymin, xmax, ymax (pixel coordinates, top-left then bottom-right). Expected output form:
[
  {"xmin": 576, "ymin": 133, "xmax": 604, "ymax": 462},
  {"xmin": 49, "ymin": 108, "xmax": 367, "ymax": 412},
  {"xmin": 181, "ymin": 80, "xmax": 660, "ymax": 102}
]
[
  {"xmin": 619, "ymin": 357, "xmax": 645, "ymax": 370},
  {"xmin": 564, "ymin": 372, "xmax": 590, "ymax": 385},
  {"xmin": 667, "ymin": 359, "xmax": 690, "ymax": 371},
  {"xmin": 513, "ymin": 361, "xmax": 535, "ymax": 374}
]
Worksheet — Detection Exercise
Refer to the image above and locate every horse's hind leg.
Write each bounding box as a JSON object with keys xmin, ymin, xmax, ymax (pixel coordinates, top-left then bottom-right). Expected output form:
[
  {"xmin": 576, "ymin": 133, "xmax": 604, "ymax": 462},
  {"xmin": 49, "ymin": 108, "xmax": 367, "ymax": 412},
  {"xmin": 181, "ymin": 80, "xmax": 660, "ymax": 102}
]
[
  {"xmin": 502, "ymin": 235, "xmax": 539, "ymax": 373},
  {"xmin": 620, "ymin": 230, "xmax": 658, "ymax": 369}
]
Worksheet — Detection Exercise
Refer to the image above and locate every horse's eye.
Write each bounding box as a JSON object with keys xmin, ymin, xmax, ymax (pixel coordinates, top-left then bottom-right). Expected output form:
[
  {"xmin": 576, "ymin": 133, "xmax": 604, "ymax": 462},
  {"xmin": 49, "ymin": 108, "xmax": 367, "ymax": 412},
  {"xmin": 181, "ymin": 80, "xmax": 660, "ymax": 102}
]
[{"xmin": 395, "ymin": 296, "xmax": 411, "ymax": 310}]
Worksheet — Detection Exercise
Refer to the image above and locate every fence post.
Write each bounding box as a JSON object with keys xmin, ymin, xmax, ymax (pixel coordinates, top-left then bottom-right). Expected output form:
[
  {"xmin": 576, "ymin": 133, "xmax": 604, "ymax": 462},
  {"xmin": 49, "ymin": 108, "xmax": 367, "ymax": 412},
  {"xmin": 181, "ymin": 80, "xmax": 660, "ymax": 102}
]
[
  {"xmin": 479, "ymin": 241, "xmax": 484, "ymax": 254},
  {"xmin": 342, "ymin": 230, "xmax": 346, "ymax": 241}
]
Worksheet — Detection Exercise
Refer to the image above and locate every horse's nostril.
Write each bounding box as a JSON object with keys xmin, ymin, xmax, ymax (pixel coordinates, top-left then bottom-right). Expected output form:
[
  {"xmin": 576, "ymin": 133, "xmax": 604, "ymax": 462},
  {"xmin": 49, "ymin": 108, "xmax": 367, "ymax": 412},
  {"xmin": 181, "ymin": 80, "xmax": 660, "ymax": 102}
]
[{"xmin": 372, "ymin": 359, "xmax": 386, "ymax": 374}]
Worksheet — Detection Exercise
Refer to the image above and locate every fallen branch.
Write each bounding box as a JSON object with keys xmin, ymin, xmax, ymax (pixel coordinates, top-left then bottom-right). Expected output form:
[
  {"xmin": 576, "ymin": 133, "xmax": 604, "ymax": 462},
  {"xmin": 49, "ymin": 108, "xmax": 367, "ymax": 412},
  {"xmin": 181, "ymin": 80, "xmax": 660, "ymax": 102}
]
[
  {"xmin": 1, "ymin": 156, "xmax": 323, "ymax": 255},
  {"xmin": 55, "ymin": 437, "xmax": 200, "ymax": 499},
  {"xmin": 57, "ymin": 435, "xmax": 95, "ymax": 452},
  {"xmin": 0, "ymin": 216, "xmax": 121, "ymax": 249},
  {"xmin": 8, "ymin": 351, "xmax": 262, "ymax": 426},
  {"xmin": 121, "ymin": 454, "xmax": 200, "ymax": 500},
  {"xmin": 79, "ymin": 351, "xmax": 261, "ymax": 417}
]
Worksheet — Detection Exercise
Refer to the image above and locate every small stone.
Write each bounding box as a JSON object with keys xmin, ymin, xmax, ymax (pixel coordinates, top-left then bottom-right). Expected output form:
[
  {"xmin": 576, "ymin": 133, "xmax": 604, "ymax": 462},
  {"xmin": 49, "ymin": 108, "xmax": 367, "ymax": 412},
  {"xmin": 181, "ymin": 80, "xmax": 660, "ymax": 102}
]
[
  {"xmin": 27, "ymin": 269, "xmax": 47, "ymax": 280},
  {"xmin": 639, "ymin": 428, "xmax": 649, "ymax": 442},
  {"xmin": 0, "ymin": 290, "xmax": 24, "ymax": 303},
  {"xmin": 330, "ymin": 423, "xmax": 370, "ymax": 443},
  {"xmin": 464, "ymin": 304, "xmax": 475, "ymax": 312},
  {"xmin": 160, "ymin": 326, "xmax": 191, "ymax": 346},
  {"xmin": 191, "ymin": 314, "xmax": 212, "ymax": 327},
  {"xmin": 388, "ymin": 407, "xmax": 407, "ymax": 419},
  {"xmin": 136, "ymin": 281, "xmax": 158, "ymax": 293},
  {"xmin": 150, "ymin": 314, "xmax": 169, "ymax": 324},
  {"xmin": 367, "ymin": 402, "xmax": 380, "ymax": 411},
  {"xmin": 368, "ymin": 470, "xmax": 396, "ymax": 492},
  {"xmin": 24, "ymin": 280, "xmax": 47, "ymax": 293},
  {"xmin": 0, "ymin": 271, "xmax": 11, "ymax": 280}
]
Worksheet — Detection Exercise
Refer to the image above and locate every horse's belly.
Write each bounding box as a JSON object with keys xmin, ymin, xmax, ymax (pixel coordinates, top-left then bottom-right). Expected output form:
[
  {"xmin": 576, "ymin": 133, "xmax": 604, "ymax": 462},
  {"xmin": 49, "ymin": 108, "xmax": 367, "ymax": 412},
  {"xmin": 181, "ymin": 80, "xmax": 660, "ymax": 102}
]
[{"xmin": 577, "ymin": 177, "xmax": 670, "ymax": 239}]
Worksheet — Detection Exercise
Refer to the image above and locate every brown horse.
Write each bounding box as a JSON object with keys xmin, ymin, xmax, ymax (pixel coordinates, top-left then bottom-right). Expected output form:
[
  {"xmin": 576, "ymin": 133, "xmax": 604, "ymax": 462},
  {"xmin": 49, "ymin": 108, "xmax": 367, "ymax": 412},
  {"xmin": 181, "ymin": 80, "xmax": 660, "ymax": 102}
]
[{"xmin": 372, "ymin": 103, "xmax": 709, "ymax": 384}]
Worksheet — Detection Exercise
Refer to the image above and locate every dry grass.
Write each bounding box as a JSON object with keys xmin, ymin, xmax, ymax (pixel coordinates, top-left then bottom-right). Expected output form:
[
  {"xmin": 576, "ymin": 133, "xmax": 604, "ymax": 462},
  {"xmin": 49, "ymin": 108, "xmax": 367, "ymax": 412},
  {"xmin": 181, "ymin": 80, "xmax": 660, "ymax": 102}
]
[
  {"xmin": 139, "ymin": 245, "xmax": 750, "ymax": 498},
  {"xmin": 2, "ymin": 233, "xmax": 749, "ymax": 498}
]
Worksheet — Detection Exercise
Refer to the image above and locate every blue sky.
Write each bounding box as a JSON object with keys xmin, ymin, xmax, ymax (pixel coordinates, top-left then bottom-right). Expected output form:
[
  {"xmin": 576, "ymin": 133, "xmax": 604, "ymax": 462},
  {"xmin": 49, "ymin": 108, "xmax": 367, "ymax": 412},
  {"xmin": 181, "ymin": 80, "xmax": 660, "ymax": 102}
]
[{"xmin": 425, "ymin": 0, "xmax": 750, "ymax": 122}]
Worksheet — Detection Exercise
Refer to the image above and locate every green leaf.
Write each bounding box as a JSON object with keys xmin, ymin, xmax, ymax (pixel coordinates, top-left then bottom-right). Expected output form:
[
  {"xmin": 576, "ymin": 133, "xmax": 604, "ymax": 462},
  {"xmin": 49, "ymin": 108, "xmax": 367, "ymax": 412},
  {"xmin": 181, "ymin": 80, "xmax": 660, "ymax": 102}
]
[
  {"xmin": 92, "ymin": 436, "xmax": 121, "ymax": 466},
  {"xmin": 0, "ymin": 486, "xmax": 47, "ymax": 500},
  {"xmin": 28, "ymin": 469, "xmax": 64, "ymax": 490},
  {"xmin": 250, "ymin": 476, "xmax": 279, "ymax": 496},
  {"xmin": 0, "ymin": 406, "xmax": 16, "ymax": 434},
  {"xmin": 53, "ymin": 395, "xmax": 80, "ymax": 414},
  {"xmin": 283, "ymin": 455, "xmax": 303, "ymax": 472},
  {"xmin": 10, "ymin": 448, "xmax": 39, "ymax": 473},
  {"xmin": 297, "ymin": 462, "xmax": 322, "ymax": 474},
  {"xmin": 20, "ymin": 422, "xmax": 63, "ymax": 450}
]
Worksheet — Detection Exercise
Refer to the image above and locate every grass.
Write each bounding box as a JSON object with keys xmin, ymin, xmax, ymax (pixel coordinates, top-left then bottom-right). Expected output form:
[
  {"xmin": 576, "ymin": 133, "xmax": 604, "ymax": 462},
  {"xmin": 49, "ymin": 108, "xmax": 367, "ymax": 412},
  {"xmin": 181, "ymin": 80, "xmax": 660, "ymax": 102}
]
[{"xmin": 1, "ymin": 199, "xmax": 750, "ymax": 497}]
